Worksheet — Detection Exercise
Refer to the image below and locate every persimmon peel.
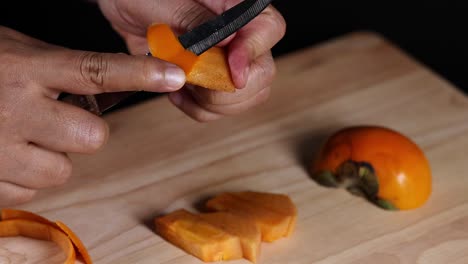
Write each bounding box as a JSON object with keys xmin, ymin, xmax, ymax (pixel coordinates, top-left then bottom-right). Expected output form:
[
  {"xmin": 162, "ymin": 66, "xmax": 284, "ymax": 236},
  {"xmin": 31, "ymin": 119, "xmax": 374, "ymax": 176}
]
[
  {"xmin": 147, "ymin": 24, "xmax": 236, "ymax": 92},
  {"xmin": 311, "ymin": 126, "xmax": 432, "ymax": 210},
  {"xmin": 0, "ymin": 209, "xmax": 93, "ymax": 264}
]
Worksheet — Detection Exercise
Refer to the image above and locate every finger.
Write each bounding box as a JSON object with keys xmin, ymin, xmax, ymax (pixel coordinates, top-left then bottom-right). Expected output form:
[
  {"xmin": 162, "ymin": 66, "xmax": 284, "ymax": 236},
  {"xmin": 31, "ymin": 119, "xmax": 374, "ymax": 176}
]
[
  {"xmin": 0, "ymin": 182, "xmax": 36, "ymax": 207},
  {"xmin": 168, "ymin": 89, "xmax": 222, "ymax": 122},
  {"xmin": 22, "ymin": 98, "xmax": 109, "ymax": 154},
  {"xmin": 35, "ymin": 49, "xmax": 186, "ymax": 97},
  {"xmin": 193, "ymin": 86, "xmax": 271, "ymax": 116},
  {"xmin": 112, "ymin": 0, "xmax": 215, "ymax": 36},
  {"xmin": 120, "ymin": 33, "xmax": 149, "ymax": 55},
  {"xmin": 189, "ymin": 52, "xmax": 275, "ymax": 105},
  {"xmin": 227, "ymin": 5, "xmax": 286, "ymax": 88},
  {"xmin": 0, "ymin": 143, "xmax": 72, "ymax": 189}
]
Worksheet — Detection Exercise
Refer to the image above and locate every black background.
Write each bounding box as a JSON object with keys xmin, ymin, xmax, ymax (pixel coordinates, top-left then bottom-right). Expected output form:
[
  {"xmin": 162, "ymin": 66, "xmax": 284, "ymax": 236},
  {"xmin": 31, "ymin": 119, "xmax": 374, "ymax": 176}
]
[{"xmin": 2, "ymin": 1, "xmax": 468, "ymax": 107}]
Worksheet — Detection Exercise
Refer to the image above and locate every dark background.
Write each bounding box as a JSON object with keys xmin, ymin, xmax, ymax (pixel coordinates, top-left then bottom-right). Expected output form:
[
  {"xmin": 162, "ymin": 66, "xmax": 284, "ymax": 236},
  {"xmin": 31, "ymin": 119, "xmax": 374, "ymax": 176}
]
[{"xmin": 2, "ymin": 1, "xmax": 468, "ymax": 108}]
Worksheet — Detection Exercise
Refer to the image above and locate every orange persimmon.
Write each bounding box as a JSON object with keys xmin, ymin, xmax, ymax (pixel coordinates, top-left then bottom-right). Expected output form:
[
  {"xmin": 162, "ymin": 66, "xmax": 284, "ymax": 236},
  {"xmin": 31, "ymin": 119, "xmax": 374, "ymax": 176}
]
[
  {"xmin": 311, "ymin": 126, "xmax": 432, "ymax": 210},
  {"xmin": 1, "ymin": 208, "xmax": 93, "ymax": 263},
  {"xmin": 147, "ymin": 23, "xmax": 236, "ymax": 92},
  {"xmin": 155, "ymin": 209, "xmax": 243, "ymax": 262}
]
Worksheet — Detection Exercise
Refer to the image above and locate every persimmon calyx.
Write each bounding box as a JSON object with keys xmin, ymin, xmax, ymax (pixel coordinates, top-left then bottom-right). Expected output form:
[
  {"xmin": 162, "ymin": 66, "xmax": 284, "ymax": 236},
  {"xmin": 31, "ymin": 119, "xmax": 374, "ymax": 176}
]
[{"xmin": 313, "ymin": 161, "xmax": 397, "ymax": 210}]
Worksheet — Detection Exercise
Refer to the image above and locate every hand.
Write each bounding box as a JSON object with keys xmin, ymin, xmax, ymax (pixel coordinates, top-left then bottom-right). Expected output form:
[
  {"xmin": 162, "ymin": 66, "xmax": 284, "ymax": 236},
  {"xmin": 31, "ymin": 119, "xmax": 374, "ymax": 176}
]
[
  {"xmin": 97, "ymin": 0, "xmax": 286, "ymax": 121},
  {"xmin": 0, "ymin": 26, "xmax": 185, "ymax": 206}
]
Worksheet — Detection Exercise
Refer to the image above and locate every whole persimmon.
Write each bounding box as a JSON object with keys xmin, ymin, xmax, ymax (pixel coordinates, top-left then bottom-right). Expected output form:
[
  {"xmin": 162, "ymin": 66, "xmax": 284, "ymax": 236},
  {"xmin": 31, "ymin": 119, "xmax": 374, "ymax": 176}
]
[{"xmin": 311, "ymin": 126, "xmax": 432, "ymax": 210}]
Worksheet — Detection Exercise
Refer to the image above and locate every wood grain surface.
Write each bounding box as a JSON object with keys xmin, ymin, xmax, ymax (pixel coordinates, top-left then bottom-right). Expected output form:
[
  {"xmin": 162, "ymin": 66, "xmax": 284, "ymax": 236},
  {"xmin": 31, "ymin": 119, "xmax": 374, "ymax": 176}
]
[{"xmin": 2, "ymin": 31, "xmax": 468, "ymax": 264}]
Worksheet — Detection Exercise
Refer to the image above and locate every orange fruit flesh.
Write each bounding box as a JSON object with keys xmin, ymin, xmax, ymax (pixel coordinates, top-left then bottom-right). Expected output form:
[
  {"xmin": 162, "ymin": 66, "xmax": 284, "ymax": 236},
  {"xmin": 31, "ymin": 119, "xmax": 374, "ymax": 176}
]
[
  {"xmin": 147, "ymin": 23, "xmax": 235, "ymax": 92},
  {"xmin": 155, "ymin": 209, "xmax": 243, "ymax": 262}
]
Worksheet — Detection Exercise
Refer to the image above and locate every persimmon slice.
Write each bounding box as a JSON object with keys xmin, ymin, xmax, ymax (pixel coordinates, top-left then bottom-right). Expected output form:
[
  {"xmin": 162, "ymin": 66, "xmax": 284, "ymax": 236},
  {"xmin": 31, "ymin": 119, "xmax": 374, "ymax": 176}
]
[
  {"xmin": 205, "ymin": 192, "xmax": 296, "ymax": 242},
  {"xmin": 200, "ymin": 212, "xmax": 261, "ymax": 263},
  {"xmin": 0, "ymin": 219, "xmax": 75, "ymax": 263},
  {"xmin": 155, "ymin": 209, "xmax": 243, "ymax": 262},
  {"xmin": 147, "ymin": 23, "xmax": 236, "ymax": 92}
]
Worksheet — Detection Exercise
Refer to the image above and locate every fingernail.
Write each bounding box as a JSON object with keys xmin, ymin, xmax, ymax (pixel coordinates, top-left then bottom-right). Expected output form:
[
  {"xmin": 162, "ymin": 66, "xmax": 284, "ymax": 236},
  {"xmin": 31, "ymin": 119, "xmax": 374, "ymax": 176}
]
[
  {"xmin": 165, "ymin": 65, "xmax": 186, "ymax": 90},
  {"xmin": 170, "ymin": 92, "xmax": 183, "ymax": 106}
]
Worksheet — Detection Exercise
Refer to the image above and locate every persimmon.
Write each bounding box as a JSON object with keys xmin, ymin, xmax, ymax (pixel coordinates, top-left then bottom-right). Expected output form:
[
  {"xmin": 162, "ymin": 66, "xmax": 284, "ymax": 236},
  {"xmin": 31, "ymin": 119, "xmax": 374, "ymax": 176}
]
[
  {"xmin": 147, "ymin": 23, "xmax": 236, "ymax": 92},
  {"xmin": 311, "ymin": 126, "xmax": 432, "ymax": 210}
]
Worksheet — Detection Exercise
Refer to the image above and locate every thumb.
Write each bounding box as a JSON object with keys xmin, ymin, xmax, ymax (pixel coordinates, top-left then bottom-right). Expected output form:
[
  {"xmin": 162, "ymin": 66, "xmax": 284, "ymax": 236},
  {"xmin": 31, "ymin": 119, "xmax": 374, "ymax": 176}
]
[{"xmin": 37, "ymin": 49, "xmax": 186, "ymax": 96}]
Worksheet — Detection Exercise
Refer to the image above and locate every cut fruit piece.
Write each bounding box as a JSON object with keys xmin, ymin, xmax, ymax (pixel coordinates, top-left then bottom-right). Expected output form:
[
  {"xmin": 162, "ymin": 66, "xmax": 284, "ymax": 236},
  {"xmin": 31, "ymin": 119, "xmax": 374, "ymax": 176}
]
[
  {"xmin": 205, "ymin": 192, "xmax": 296, "ymax": 242},
  {"xmin": 0, "ymin": 219, "xmax": 76, "ymax": 264},
  {"xmin": 186, "ymin": 47, "xmax": 236, "ymax": 92},
  {"xmin": 230, "ymin": 191, "xmax": 297, "ymax": 237},
  {"xmin": 155, "ymin": 209, "xmax": 243, "ymax": 262},
  {"xmin": 200, "ymin": 212, "xmax": 261, "ymax": 263},
  {"xmin": 147, "ymin": 23, "xmax": 236, "ymax": 92}
]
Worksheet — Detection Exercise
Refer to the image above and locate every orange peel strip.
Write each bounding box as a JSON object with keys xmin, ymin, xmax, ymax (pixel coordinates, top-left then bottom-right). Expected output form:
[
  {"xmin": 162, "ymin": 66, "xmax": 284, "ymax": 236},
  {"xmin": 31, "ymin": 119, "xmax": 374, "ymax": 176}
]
[
  {"xmin": 0, "ymin": 219, "xmax": 75, "ymax": 263},
  {"xmin": 1, "ymin": 209, "xmax": 93, "ymax": 263},
  {"xmin": 56, "ymin": 221, "xmax": 93, "ymax": 264}
]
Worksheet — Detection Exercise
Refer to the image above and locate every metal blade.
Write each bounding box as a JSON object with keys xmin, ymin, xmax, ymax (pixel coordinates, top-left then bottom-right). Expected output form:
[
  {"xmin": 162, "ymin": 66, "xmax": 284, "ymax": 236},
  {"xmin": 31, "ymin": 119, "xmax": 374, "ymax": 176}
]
[
  {"xmin": 178, "ymin": 0, "xmax": 274, "ymax": 55},
  {"xmin": 59, "ymin": 92, "xmax": 137, "ymax": 115}
]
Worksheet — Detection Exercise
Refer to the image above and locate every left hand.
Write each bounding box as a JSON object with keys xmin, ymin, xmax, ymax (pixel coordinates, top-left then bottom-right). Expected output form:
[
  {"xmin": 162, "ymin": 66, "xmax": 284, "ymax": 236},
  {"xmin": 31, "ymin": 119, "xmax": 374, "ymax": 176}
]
[{"xmin": 97, "ymin": 0, "xmax": 286, "ymax": 121}]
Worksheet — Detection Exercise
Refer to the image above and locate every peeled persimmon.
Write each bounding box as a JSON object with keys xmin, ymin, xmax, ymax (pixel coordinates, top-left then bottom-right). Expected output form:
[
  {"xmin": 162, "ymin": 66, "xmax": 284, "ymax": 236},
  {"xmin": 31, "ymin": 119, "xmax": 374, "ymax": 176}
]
[
  {"xmin": 311, "ymin": 126, "xmax": 432, "ymax": 210},
  {"xmin": 147, "ymin": 23, "xmax": 236, "ymax": 92}
]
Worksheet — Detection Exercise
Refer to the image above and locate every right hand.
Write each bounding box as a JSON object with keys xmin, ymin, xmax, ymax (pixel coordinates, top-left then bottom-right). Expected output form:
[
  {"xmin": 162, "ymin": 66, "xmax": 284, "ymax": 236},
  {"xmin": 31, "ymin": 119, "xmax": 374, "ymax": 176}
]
[{"xmin": 0, "ymin": 26, "xmax": 186, "ymax": 206}]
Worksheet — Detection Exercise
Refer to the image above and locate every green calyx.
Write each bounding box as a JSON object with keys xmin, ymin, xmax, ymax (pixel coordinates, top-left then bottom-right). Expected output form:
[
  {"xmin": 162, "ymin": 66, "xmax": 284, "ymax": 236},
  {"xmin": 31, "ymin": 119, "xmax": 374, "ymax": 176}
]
[{"xmin": 313, "ymin": 161, "xmax": 398, "ymax": 210}]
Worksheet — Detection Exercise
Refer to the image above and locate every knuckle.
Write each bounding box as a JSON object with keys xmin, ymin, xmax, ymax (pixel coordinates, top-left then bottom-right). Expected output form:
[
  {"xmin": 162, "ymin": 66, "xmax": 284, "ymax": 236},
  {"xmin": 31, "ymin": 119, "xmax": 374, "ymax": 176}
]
[
  {"xmin": 192, "ymin": 110, "xmax": 219, "ymax": 123},
  {"xmin": 173, "ymin": 3, "xmax": 213, "ymax": 31},
  {"xmin": 0, "ymin": 103, "xmax": 14, "ymax": 123},
  {"xmin": 193, "ymin": 114, "xmax": 211, "ymax": 123},
  {"xmin": 81, "ymin": 117, "xmax": 109, "ymax": 152},
  {"xmin": 268, "ymin": 6, "xmax": 286, "ymax": 40},
  {"xmin": 77, "ymin": 51, "xmax": 109, "ymax": 91},
  {"xmin": 10, "ymin": 188, "xmax": 37, "ymax": 205},
  {"xmin": 257, "ymin": 86, "xmax": 271, "ymax": 104},
  {"xmin": 0, "ymin": 49, "xmax": 29, "ymax": 80},
  {"xmin": 256, "ymin": 54, "xmax": 276, "ymax": 88},
  {"xmin": 195, "ymin": 91, "xmax": 219, "ymax": 105},
  {"xmin": 0, "ymin": 50, "xmax": 16, "ymax": 66},
  {"xmin": 53, "ymin": 156, "xmax": 73, "ymax": 186},
  {"xmin": 140, "ymin": 57, "xmax": 160, "ymax": 86},
  {"xmin": 27, "ymin": 154, "xmax": 72, "ymax": 188},
  {"xmin": 190, "ymin": 87, "xmax": 231, "ymax": 106}
]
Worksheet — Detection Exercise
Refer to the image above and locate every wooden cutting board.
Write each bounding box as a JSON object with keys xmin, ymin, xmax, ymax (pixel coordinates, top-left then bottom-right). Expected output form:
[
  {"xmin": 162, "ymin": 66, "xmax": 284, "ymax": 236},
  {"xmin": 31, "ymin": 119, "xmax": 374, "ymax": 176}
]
[{"xmin": 2, "ymin": 32, "xmax": 468, "ymax": 264}]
